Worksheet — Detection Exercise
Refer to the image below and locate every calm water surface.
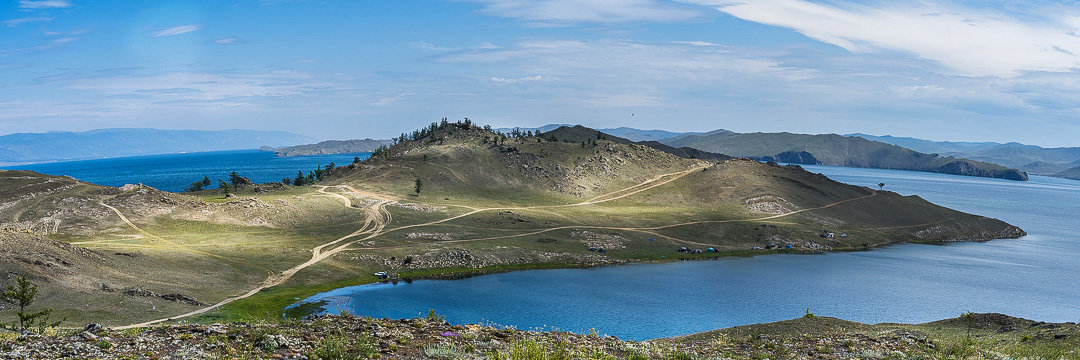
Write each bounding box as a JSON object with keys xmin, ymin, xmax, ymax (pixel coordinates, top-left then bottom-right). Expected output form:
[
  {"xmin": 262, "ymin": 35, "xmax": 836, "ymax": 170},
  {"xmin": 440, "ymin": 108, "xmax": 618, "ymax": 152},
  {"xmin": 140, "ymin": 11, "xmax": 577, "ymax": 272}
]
[
  {"xmin": 3, "ymin": 150, "xmax": 369, "ymax": 192},
  {"xmin": 295, "ymin": 166, "xmax": 1080, "ymax": 340}
]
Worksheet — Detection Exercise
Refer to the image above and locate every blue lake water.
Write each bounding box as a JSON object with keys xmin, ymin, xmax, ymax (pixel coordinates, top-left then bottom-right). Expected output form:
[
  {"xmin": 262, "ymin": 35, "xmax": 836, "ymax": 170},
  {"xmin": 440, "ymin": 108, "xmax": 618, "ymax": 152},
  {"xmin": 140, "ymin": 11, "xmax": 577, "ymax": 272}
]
[
  {"xmin": 2, "ymin": 150, "xmax": 370, "ymax": 192},
  {"xmin": 295, "ymin": 166, "xmax": 1080, "ymax": 341}
]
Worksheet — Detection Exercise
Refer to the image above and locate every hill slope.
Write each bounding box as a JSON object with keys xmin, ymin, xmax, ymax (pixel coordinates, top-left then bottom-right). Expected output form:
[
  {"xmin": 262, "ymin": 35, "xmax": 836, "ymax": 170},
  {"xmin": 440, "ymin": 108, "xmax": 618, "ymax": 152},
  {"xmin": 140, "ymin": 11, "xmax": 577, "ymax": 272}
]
[
  {"xmin": 541, "ymin": 125, "xmax": 733, "ymax": 162},
  {"xmin": 0, "ymin": 128, "xmax": 316, "ymax": 165},
  {"xmin": 664, "ymin": 132, "xmax": 1029, "ymax": 181},
  {"xmin": 263, "ymin": 138, "xmax": 393, "ymax": 157},
  {"xmin": 1056, "ymin": 165, "xmax": 1080, "ymax": 180}
]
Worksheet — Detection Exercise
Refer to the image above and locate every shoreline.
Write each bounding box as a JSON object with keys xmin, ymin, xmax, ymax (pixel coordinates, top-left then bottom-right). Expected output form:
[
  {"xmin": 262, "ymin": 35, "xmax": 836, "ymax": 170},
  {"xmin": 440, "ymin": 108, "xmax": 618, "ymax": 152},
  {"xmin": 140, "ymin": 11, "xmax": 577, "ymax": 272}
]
[{"xmin": 209, "ymin": 234, "xmax": 1026, "ymax": 330}]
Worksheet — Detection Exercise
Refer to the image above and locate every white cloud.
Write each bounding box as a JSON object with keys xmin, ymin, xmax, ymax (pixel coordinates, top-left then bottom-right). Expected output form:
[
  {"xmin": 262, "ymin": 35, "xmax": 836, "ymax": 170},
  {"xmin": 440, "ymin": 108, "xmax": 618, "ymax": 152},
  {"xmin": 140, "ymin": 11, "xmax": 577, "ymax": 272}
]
[
  {"xmin": 3, "ymin": 17, "xmax": 53, "ymax": 27},
  {"xmin": 0, "ymin": 36, "xmax": 78, "ymax": 54},
  {"xmin": 691, "ymin": 0, "xmax": 1080, "ymax": 77},
  {"xmin": 464, "ymin": 0, "xmax": 703, "ymax": 23},
  {"xmin": 370, "ymin": 92, "xmax": 414, "ymax": 106},
  {"xmin": 213, "ymin": 37, "xmax": 240, "ymax": 45},
  {"xmin": 18, "ymin": 0, "xmax": 71, "ymax": 9},
  {"xmin": 155, "ymin": 24, "xmax": 202, "ymax": 37},
  {"xmin": 438, "ymin": 39, "xmax": 798, "ymax": 80},
  {"xmin": 490, "ymin": 75, "xmax": 544, "ymax": 84},
  {"xmin": 61, "ymin": 71, "xmax": 330, "ymax": 101}
]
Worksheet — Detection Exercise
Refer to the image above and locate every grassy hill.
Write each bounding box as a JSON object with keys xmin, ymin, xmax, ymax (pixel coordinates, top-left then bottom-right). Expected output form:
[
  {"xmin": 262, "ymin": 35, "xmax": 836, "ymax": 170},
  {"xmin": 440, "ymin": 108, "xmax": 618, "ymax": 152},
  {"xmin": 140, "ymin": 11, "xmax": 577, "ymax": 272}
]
[
  {"xmin": 0, "ymin": 120, "xmax": 1025, "ymax": 327},
  {"xmin": 664, "ymin": 132, "xmax": 1029, "ymax": 181},
  {"xmin": 541, "ymin": 125, "xmax": 733, "ymax": 162}
]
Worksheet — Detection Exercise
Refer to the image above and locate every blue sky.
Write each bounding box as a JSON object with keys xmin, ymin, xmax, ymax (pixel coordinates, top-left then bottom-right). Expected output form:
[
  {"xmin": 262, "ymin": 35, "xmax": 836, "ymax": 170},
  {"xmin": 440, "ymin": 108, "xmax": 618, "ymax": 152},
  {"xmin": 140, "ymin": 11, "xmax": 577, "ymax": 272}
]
[{"xmin": 3, "ymin": 0, "xmax": 1080, "ymax": 147}]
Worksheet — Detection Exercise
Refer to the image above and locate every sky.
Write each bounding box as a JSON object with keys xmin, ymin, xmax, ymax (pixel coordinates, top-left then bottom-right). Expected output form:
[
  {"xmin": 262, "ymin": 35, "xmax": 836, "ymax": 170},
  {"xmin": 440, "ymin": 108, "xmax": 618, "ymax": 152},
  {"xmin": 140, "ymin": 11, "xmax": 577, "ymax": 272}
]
[{"xmin": 3, "ymin": 0, "xmax": 1080, "ymax": 147}]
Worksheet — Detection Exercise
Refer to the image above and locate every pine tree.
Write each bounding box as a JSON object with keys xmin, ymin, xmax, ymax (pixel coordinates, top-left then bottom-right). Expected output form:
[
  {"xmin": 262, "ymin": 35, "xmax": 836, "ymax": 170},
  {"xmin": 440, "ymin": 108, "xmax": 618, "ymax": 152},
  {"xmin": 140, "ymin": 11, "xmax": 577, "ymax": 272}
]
[
  {"xmin": 218, "ymin": 180, "xmax": 231, "ymax": 195},
  {"xmin": 414, "ymin": 178, "xmax": 423, "ymax": 196},
  {"xmin": 1, "ymin": 275, "xmax": 61, "ymax": 333},
  {"xmin": 293, "ymin": 171, "xmax": 306, "ymax": 186}
]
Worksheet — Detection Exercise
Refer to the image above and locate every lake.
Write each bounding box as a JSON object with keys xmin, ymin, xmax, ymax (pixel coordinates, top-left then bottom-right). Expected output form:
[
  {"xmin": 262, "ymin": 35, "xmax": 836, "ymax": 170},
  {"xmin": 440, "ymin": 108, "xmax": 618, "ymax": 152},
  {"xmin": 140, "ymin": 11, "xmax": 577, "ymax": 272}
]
[
  {"xmin": 293, "ymin": 165, "xmax": 1080, "ymax": 341},
  {"xmin": 2, "ymin": 150, "xmax": 370, "ymax": 193}
]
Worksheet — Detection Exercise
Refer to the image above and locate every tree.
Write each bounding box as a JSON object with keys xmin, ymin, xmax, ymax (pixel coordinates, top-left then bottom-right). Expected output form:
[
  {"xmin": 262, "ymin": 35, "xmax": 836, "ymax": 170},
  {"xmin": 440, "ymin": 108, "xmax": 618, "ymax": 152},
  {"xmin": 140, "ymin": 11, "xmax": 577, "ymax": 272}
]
[
  {"xmin": 218, "ymin": 179, "xmax": 231, "ymax": 195},
  {"xmin": 186, "ymin": 180, "xmax": 205, "ymax": 192},
  {"xmin": 293, "ymin": 171, "xmax": 306, "ymax": 186},
  {"xmin": 186, "ymin": 175, "xmax": 214, "ymax": 192},
  {"xmin": 229, "ymin": 172, "xmax": 243, "ymax": 189},
  {"xmin": 353, "ymin": 156, "xmax": 361, "ymax": 164},
  {"xmin": 878, "ymin": 182, "xmax": 886, "ymax": 190},
  {"xmin": 1, "ymin": 275, "xmax": 61, "ymax": 333},
  {"xmin": 282, "ymin": 177, "xmax": 292, "ymax": 185},
  {"xmin": 414, "ymin": 177, "xmax": 423, "ymax": 196}
]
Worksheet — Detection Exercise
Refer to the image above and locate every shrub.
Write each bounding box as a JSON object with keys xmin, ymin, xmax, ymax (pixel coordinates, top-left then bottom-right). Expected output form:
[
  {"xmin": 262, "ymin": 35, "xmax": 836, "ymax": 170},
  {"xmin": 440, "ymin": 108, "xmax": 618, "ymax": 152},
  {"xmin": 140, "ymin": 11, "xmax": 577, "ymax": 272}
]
[{"xmin": 309, "ymin": 329, "xmax": 378, "ymax": 360}]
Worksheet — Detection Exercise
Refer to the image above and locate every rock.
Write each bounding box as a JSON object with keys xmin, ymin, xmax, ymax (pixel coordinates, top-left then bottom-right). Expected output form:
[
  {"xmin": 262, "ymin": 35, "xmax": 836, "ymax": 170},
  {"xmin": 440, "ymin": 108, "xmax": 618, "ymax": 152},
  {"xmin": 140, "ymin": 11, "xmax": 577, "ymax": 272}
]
[
  {"xmin": 84, "ymin": 323, "xmax": 103, "ymax": 333},
  {"xmin": 79, "ymin": 331, "xmax": 99, "ymax": 341}
]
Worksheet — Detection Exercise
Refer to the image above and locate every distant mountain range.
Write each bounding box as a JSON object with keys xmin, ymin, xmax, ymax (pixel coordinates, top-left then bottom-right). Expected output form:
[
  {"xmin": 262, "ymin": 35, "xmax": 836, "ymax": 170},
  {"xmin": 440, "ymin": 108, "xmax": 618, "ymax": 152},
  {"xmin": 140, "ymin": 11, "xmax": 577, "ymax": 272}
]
[
  {"xmin": 491, "ymin": 124, "xmax": 1065, "ymax": 181},
  {"xmin": 0, "ymin": 128, "xmax": 316, "ymax": 166},
  {"xmin": 661, "ymin": 132, "xmax": 1028, "ymax": 181},
  {"xmin": 848, "ymin": 134, "xmax": 1080, "ymax": 179},
  {"xmin": 496, "ymin": 124, "xmax": 724, "ymax": 142},
  {"xmin": 262, "ymin": 139, "xmax": 393, "ymax": 157}
]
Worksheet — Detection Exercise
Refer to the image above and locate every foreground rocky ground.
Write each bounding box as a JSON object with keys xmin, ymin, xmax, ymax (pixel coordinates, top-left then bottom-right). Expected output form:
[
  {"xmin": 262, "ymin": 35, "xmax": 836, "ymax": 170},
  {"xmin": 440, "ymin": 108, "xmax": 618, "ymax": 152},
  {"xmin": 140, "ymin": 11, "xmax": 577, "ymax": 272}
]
[{"xmin": 1, "ymin": 313, "xmax": 1077, "ymax": 359}]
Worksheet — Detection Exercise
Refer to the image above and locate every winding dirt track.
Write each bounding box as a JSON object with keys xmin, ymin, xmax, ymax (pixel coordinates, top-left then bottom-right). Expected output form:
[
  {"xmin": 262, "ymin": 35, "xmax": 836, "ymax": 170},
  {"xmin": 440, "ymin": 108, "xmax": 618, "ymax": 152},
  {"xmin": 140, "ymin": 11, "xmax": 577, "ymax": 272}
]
[
  {"xmin": 112, "ymin": 165, "xmax": 876, "ymax": 329},
  {"xmin": 113, "ymin": 186, "xmax": 391, "ymax": 329}
]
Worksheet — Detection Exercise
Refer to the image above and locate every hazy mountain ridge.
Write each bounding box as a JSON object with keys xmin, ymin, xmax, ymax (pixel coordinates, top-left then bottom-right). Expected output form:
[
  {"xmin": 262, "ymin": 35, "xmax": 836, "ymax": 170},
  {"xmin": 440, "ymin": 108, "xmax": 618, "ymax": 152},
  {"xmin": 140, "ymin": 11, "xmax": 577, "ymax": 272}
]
[
  {"xmin": 263, "ymin": 138, "xmax": 393, "ymax": 157},
  {"xmin": 0, "ymin": 128, "xmax": 316, "ymax": 165},
  {"xmin": 662, "ymin": 132, "xmax": 1029, "ymax": 181},
  {"xmin": 850, "ymin": 133, "xmax": 1080, "ymax": 176}
]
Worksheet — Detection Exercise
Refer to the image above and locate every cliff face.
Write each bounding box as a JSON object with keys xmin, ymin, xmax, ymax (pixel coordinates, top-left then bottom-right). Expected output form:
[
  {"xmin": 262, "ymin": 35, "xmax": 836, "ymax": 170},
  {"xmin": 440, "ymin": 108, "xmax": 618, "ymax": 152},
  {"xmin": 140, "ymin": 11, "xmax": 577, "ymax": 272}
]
[{"xmin": 937, "ymin": 159, "xmax": 1029, "ymax": 181}]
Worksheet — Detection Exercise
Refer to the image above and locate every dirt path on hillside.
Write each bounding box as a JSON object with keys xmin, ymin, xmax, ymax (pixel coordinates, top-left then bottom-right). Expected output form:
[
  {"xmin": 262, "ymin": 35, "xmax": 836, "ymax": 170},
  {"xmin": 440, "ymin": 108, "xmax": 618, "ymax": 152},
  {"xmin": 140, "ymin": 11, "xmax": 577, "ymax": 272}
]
[
  {"xmin": 114, "ymin": 187, "xmax": 391, "ymax": 330},
  {"xmin": 114, "ymin": 167, "xmax": 877, "ymax": 329}
]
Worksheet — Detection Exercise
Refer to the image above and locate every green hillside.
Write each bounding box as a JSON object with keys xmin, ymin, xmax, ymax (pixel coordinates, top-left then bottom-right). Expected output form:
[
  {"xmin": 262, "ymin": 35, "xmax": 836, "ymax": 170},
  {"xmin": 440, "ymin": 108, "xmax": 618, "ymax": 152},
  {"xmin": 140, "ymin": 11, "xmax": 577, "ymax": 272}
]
[{"xmin": 664, "ymin": 132, "xmax": 1029, "ymax": 181}]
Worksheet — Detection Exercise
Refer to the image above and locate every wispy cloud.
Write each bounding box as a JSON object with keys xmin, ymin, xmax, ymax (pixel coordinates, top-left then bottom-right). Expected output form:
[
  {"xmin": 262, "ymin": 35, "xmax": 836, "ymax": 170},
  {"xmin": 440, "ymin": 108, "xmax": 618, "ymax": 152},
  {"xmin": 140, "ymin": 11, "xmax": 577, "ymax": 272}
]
[
  {"xmin": 155, "ymin": 24, "xmax": 202, "ymax": 37},
  {"xmin": 0, "ymin": 36, "xmax": 78, "ymax": 55},
  {"xmin": 463, "ymin": 0, "xmax": 704, "ymax": 24},
  {"xmin": 3, "ymin": 17, "xmax": 53, "ymax": 27},
  {"xmin": 213, "ymin": 37, "xmax": 242, "ymax": 45},
  {"xmin": 18, "ymin": 0, "xmax": 72, "ymax": 9},
  {"xmin": 692, "ymin": 0, "xmax": 1080, "ymax": 77},
  {"xmin": 370, "ymin": 92, "xmax": 414, "ymax": 106},
  {"xmin": 490, "ymin": 75, "xmax": 544, "ymax": 84}
]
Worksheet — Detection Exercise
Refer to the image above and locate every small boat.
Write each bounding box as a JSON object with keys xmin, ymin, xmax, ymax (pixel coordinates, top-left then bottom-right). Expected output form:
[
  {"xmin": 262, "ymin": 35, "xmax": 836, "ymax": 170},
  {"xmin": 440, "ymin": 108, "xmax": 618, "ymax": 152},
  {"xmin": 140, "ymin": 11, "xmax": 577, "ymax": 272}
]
[{"xmin": 374, "ymin": 271, "xmax": 389, "ymax": 279}]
